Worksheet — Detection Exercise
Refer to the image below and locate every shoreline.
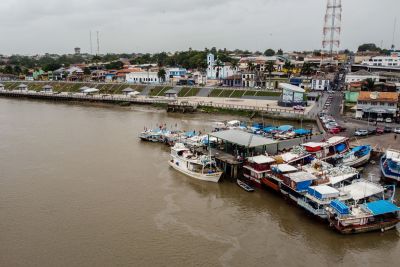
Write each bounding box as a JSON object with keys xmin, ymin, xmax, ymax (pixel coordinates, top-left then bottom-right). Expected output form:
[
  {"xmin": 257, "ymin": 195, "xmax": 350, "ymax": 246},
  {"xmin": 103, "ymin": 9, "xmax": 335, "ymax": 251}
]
[{"xmin": 0, "ymin": 90, "xmax": 317, "ymax": 124}]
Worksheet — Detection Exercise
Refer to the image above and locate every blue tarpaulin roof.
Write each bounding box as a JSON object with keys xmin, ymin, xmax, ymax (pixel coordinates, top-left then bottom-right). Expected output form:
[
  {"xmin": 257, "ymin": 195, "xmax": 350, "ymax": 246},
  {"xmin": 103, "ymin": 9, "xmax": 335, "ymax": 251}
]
[
  {"xmin": 364, "ymin": 200, "xmax": 400, "ymax": 216},
  {"xmin": 184, "ymin": 131, "xmax": 196, "ymax": 137},
  {"xmin": 294, "ymin": 129, "xmax": 311, "ymax": 135},
  {"xmin": 263, "ymin": 126, "xmax": 277, "ymax": 133},
  {"xmin": 330, "ymin": 199, "xmax": 350, "ymax": 215},
  {"xmin": 277, "ymin": 125, "xmax": 293, "ymax": 132}
]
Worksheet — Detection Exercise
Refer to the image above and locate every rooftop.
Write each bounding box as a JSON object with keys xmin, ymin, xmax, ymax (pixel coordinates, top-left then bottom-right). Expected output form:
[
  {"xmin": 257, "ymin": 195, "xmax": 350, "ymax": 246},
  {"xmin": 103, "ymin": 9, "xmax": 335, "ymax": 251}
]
[
  {"xmin": 209, "ymin": 130, "xmax": 277, "ymax": 148},
  {"xmin": 358, "ymin": 91, "xmax": 399, "ymax": 102},
  {"xmin": 279, "ymin": 83, "xmax": 305, "ymax": 93},
  {"xmin": 286, "ymin": 171, "xmax": 318, "ymax": 182},
  {"xmin": 247, "ymin": 155, "xmax": 276, "ymax": 164}
]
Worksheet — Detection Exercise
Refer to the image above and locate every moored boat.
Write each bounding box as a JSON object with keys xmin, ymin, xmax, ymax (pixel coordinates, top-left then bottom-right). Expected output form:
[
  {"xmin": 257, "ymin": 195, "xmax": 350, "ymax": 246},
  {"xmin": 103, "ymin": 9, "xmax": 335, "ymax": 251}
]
[
  {"xmin": 237, "ymin": 179, "xmax": 255, "ymax": 192},
  {"xmin": 380, "ymin": 149, "xmax": 400, "ymax": 183},
  {"xmin": 297, "ymin": 180, "xmax": 386, "ymax": 220},
  {"xmin": 327, "ymin": 199, "xmax": 400, "ymax": 234},
  {"xmin": 169, "ymin": 143, "xmax": 223, "ymax": 182},
  {"xmin": 243, "ymin": 155, "xmax": 276, "ymax": 188},
  {"xmin": 302, "ymin": 136, "xmax": 350, "ymax": 161},
  {"xmin": 334, "ymin": 145, "xmax": 372, "ymax": 168}
]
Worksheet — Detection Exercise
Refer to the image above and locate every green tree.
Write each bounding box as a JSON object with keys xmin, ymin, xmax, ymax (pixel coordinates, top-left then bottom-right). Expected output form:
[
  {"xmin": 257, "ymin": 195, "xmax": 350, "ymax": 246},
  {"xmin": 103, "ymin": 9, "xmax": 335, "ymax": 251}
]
[
  {"xmin": 265, "ymin": 61, "xmax": 275, "ymax": 89},
  {"xmin": 264, "ymin": 49, "xmax": 275, "ymax": 56},
  {"xmin": 277, "ymin": 49, "xmax": 283, "ymax": 55},
  {"xmin": 358, "ymin": 43, "xmax": 379, "ymax": 52},
  {"xmin": 214, "ymin": 59, "xmax": 224, "ymax": 80},
  {"xmin": 363, "ymin": 78, "xmax": 375, "ymax": 91},
  {"xmin": 13, "ymin": 65, "xmax": 22, "ymax": 75},
  {"xmin": 284, "ymin": 61, "xmax": 294, "ymax": 78},
  {"xmin": 300, "ymin": 62, "xmax": 314, "ymax": 77},
  {"xmin": 4, "ymin": 65, "xmax": 13, "ymax": 74},
  {"xmin": 157, "ymin": 68, "xmax": 166, "ymax": 83}
]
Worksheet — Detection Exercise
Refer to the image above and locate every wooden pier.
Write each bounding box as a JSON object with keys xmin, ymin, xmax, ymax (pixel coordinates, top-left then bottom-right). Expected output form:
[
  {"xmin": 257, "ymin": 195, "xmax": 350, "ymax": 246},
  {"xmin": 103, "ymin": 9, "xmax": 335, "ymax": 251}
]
[{"xmin": 167, "ymin": 101, "xmax": 197, "ymax": 113}]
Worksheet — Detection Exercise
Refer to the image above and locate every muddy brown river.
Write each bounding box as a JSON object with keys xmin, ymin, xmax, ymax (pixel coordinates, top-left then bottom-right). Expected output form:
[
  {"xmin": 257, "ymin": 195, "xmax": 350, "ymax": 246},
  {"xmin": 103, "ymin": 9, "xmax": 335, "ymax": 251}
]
[{"xmin": 0, "ymin": 98, "xmax": 398, "ymax": 267}]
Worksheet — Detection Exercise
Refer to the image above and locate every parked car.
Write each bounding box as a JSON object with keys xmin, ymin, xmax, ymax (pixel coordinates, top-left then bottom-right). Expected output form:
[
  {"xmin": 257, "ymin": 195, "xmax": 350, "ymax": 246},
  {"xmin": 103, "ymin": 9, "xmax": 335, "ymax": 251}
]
[
  {"xmin": 293, "ymin": 105, "xmax": 305, "ymax": 111},
  {"xmin": 368, "ymin": 128, "xmax": 377, "ymax": 135},
  {"xmin": 336, "ymin": 125, "xmax": 347, "ymax": 132},
  {"xmin": 376, "ymin": 127, "xmax": 384, "ymax": 134},
  {"xmin": 354, "ymin": 129, "xmax": 368, "ymax": 136},
  {"xmin": 329, "ymin": 127, "xmax": 340, "ymax": 134},
  {"xmin": 384, "ymin": 126, "xmax": 392, "ymax": 133},
  {"xmin": 385, "ymin": 118, "xmax": 392, "ymax": 123},
  {"xmin": 376, "ymin": 117, "xmax": 384, "ymax": 122},
  {"xmin": 394, "ymin": 127, "xmax": 400, "ymax": 134}
]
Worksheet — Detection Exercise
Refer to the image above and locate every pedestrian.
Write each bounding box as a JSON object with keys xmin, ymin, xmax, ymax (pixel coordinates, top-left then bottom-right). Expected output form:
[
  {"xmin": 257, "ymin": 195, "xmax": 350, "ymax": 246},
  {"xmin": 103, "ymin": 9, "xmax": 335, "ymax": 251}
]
[{"xmin": 395, "ymin": 134, "xmax": 397, "ymax": 140}]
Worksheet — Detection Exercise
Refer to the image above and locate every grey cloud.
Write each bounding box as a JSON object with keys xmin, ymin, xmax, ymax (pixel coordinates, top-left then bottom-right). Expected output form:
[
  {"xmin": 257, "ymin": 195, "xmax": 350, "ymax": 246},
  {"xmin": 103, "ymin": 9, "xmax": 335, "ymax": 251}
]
[{"xmin": 0, "ymin": 0, "xmax": 399, "ymax": 55}]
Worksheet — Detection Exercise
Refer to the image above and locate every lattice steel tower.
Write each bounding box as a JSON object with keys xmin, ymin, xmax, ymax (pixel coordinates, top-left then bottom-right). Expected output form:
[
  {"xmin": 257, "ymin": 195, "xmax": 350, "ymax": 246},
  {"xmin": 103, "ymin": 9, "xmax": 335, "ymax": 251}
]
[{"xmin": 322, "ymin": 0, "xmax": 342, "ymax": 56}]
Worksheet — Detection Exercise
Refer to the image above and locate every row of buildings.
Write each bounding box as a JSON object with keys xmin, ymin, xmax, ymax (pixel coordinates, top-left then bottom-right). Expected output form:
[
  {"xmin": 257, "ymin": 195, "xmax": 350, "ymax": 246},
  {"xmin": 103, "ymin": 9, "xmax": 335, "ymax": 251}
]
[{"xmin": 344, "ymin": 51, "xmax": 400, "ymax": 122}]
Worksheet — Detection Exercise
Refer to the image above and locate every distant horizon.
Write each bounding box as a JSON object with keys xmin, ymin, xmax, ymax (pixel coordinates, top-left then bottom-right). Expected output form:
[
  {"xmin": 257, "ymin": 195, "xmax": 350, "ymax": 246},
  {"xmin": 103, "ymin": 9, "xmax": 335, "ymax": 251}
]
[{"xmin": 0, "ymin": 0, "xmax": 398, "ymax": 55}]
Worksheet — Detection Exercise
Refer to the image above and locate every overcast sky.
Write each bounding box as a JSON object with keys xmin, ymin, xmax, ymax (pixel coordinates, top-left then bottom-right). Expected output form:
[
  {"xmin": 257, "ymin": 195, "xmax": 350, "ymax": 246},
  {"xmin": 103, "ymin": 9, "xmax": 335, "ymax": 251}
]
[{"xmin": 0, "ymin": 0, "xmax": 398, "ymax": 55}]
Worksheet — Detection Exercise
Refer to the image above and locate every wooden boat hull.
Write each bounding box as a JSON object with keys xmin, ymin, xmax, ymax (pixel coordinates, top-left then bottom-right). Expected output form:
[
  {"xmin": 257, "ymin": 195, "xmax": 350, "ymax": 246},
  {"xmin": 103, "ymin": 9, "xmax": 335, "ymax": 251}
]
[
  {"xmin": 343, "ymin": 152, "xmax": 371, "ymax": 168},
  {"xmin": 380, "ymin": 156, "xmax": 400, "ymax": 183},
  {"xmin": 328, "ymin": 217, "xmax": 400, "ymax": 234},
  {"xmin": 168, "ymin": 160, "xmax": 222, "ymax": 183}
]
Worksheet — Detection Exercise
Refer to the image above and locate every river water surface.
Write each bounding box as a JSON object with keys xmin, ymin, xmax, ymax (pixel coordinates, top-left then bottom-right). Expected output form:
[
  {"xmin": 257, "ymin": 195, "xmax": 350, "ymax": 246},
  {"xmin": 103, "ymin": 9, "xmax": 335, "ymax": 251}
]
[{"xmin": 0, "ymin": 98, "xmax": 399, "ymax": 267}]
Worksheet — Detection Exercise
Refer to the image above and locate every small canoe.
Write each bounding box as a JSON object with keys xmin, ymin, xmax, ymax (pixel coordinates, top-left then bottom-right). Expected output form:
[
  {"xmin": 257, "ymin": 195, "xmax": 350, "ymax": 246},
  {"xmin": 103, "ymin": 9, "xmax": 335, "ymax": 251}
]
[{"xmin": 237, "ymin": 179, "xmax": 255, "ymax": 192}]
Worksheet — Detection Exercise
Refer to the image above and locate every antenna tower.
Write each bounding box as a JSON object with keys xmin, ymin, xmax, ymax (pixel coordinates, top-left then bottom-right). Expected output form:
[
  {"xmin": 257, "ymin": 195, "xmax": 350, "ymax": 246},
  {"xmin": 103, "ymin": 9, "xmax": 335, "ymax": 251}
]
[
  {"xmin": 89, "ymin": 31, "xmax": 93, "ymax": 55},
  {"xmin": 322, "ymin": 0, "xmax": 342, "ymax": 56},
  {"xmin": 96, "ymin": 31, "xmax": 100, "ymax": 55}
]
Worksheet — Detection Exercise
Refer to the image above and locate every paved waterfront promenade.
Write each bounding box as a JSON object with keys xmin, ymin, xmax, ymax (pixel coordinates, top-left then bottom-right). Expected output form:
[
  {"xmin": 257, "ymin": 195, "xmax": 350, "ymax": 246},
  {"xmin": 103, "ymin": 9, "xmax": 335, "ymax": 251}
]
[{"xmin": 0, "ymin": 90, "xmax": 315, "ymax": 118}]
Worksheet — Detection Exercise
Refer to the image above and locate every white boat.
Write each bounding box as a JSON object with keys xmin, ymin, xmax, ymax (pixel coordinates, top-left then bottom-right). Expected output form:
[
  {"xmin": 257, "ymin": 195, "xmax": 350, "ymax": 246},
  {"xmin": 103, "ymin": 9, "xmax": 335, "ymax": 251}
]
[
  {"xmin": 334, "ymin": 145, "xmax": 372, "ymax": 168},
  {"xmin": 169, "ymin": 143, "xmax": 223, "ymax": 182}
]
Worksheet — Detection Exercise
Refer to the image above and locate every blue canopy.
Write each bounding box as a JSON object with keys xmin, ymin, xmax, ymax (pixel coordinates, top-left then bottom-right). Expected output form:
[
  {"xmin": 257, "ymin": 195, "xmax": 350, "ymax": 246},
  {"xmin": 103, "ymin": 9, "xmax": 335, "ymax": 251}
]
[
  {"xmin": 252, "ymin": 123, "xmax": 262, "ymax": 129},
  {"xmin": 335, "ymin": 143, "xmax": 347, "ymax": 153},
  {"xmin": 277, "ymin": 125, "xmax": 293, "ymax": 132},
  {"xmin": 263, "ymin": 126, "xmax": 277, "ymax": 133},
  {"xmin": 330, "ymin": 199, "xmax": 350, "ymax": 215},
  {"xmin": 352, "ymin": 145, "xmax": 371, "ymax": 157},
  {"xmin": 184, "ymin": 131, "xmax": 196, "ymax": 137},
  {"xmin": 364, "ymin": 200, "xmax": 400, "ymax": 216},
  {"xmin": 294, "ymin": 129, "xmax": 311, "ymax": 135}
]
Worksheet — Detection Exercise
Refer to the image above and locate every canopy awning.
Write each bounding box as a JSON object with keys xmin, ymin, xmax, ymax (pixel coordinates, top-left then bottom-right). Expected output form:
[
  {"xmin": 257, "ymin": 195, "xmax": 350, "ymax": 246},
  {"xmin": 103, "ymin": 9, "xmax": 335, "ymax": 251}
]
[{"xmin": 364, "ymin": 200, "xmax": 400, "ymax": 215}]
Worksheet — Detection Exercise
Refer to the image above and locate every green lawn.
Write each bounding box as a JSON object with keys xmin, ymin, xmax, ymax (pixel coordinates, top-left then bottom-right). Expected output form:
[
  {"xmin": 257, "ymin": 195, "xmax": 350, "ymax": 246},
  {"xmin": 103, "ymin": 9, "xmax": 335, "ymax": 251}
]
[
  {"xmin": 178, "ymin": 87, "xmax": 200, "ymax": 97},
  {"xmin": 209, "ymin": 89, "xmax": 223, "ymax": 97},
  {"xmin": 230, "ymin": 90, "xmax": 245, "ymax": 98}
]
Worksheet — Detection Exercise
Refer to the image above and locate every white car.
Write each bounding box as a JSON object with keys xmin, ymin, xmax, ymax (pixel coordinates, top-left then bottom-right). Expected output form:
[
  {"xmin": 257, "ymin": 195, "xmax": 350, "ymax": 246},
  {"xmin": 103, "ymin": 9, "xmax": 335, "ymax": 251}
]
[
  {"xmin": 376, "ymin": 117, "xmax": 384, "ymax": 122},
  {"xmin": 394, "ymin": 128, "xmax": 400, "ymax": 134},
  {"xmin": 354, "ymin": 129, "xmax": 368, "ymax": 136},
  {"xmin": 385, "ymin": 118, "xmax": 392, "ymax": 123},
  {"xmin": 293, "ymin": 105, "xmax": 305, "ymax": 111}
]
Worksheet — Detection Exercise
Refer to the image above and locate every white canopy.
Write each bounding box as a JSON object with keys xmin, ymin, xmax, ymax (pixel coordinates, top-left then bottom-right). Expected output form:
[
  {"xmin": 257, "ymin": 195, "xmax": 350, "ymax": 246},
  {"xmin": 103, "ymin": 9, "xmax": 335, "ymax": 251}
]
[
  {"xmin": 83, "ymin": 88, "xmax": 99, "ymax": 93},
  {"xmin": 279, "ymin": 83, "xmax": 305, "ymax": 93},
  {"xmin": 247, "ymin": 155, "xmax": 275, "ymax": 164}
]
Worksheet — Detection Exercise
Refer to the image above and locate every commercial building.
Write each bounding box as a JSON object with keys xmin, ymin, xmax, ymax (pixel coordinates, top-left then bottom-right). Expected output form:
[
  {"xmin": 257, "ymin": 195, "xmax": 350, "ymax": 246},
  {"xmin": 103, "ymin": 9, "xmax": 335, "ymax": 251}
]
[
  {"xmin": 361, "ymin": 53, "xmax": 400, "ymax": 67},
  {"xmin": 345, "ymin": 70, "xmax": 380, "ymax": 84},
  {"xmin": 278, "ymin": 83, "xmax": 306, "ymax": 107},
  {"xmin": 126, "ymin": 71, "xmax": 161, "ymax": 84},
  {"xmin": 355, "ymin": 91, "xmax": 399, "ymax": 120}
]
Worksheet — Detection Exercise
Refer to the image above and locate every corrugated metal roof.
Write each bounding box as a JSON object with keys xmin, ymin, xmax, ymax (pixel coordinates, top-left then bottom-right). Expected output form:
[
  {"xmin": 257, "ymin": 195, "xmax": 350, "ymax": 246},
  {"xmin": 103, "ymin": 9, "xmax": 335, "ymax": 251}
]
[{"xmin": 209, "ymin": 130, "xmax": 277, "ymax": 148}]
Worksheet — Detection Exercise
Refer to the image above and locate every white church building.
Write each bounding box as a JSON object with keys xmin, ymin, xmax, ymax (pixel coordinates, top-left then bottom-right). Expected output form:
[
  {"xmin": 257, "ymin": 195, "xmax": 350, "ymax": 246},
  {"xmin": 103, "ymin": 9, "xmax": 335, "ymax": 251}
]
[{"xmin": 206, "ymin": 53, "xmax": 237, "ymax": 80}]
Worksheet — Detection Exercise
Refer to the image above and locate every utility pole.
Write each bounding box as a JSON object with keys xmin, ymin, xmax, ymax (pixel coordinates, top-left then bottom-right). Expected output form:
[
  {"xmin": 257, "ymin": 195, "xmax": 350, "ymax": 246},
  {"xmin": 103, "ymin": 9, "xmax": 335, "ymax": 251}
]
[
  {"xmin": 89, "ymin": 30, "xmax": 93, "ymax": 55},
  {"xmin": 96, "ymin": 31, "xmax": 100, "ymax": 55}
]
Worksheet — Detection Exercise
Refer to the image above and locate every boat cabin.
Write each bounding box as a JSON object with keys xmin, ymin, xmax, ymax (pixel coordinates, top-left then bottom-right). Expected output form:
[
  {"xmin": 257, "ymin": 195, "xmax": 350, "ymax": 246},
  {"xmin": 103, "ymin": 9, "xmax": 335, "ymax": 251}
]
[
  {"xmin": 243, "ymin": 155, "xmax": 276, "ymax": 187},
  {"xmin": 302, "ymin": 136, "xmax": 349, "ymax": 160}
]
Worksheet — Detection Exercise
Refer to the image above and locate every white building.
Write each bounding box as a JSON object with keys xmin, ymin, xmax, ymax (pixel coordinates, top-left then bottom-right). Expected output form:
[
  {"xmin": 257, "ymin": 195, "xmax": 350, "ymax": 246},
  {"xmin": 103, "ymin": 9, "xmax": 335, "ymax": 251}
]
[
  {"xmin": 206, "ymin": 53, "xmax": 236, "ymax": 80},
  {"xmin": 311, "ymin": 76, "xmax": 331, "ymax": 91},
  {"xmin": 361, "ymin": 53, "xmax": 400, "ymax": 67},
  {"xmin": 345, "ymin": 70, "xmax": 380, "ymax": 84},
  {"xmin": 126, "ymin": 71, "xmax": 161, "ymax": 84}
]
